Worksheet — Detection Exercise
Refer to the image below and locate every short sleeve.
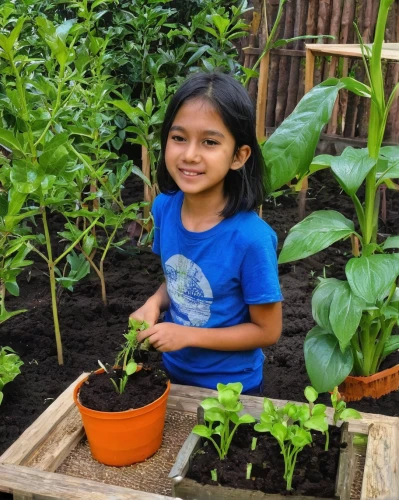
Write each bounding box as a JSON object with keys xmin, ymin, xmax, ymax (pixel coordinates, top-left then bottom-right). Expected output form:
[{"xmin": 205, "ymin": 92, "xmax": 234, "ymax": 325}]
[
  {"xmin": 150, "ymin": 195, "xmax": 163, "ymax": 255},
  {"xmin": 240, "ymin": 231, "xmax": 283, "ymax": 304}
]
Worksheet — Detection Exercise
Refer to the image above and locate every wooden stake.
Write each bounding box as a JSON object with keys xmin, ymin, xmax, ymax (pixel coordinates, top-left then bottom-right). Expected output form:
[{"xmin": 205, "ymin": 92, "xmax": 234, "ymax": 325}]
[{"xmin": 256, "ymin": 52, "xmax": 270, "ymax": 141}]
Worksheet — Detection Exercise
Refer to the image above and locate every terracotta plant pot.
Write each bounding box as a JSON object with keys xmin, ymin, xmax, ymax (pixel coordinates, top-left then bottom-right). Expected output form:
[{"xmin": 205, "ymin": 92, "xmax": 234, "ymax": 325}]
[
  {"xmin": 338, "ymin": 364, "xmax": 399, "ymax": 402},
  {"xmin": 73, "ymin": 369, "xmax": 170, "ymax": 466}
]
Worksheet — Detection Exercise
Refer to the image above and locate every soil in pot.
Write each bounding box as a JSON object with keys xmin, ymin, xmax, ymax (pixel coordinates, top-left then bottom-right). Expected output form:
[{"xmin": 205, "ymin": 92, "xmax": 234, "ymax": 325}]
[
  {"xmin": 79, "ymin": 366, "xmax": 168, "ymax": 412},
  {"xmin": 187, "ymin": 423, "xmax": 344, "ymax": 497}
]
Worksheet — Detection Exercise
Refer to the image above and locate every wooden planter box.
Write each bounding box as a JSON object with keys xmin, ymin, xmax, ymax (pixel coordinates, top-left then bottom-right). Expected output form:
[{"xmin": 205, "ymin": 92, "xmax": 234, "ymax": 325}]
[
  {"xmin": 0, "ymin": 378, "xmax": 398, "ymax": 500},
  {"xmin": 168, "ymin": 387, "xmax": 399, "ymax": 500},
  {"xmin": 170, "ymin": 420, "xmax": 353, "ymax": 500}
]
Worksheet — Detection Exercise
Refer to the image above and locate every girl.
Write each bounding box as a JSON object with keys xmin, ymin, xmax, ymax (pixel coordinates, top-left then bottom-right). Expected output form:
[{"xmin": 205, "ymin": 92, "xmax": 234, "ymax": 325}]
[{"xmin": 131, "ymin": 71, "xmax": 283, "ymax": 395}]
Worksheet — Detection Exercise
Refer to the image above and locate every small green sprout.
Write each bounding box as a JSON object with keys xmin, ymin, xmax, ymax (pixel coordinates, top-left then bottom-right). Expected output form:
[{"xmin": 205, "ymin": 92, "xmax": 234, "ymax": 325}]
[
  {"xmin": 331, "ymin": 386, "xmax": 362, "ymax": 426},
  {"xmin": 254, "ymin": 387, "xmax": 328, "ymax": 491},
  {"xmin": 100, "ymin": 319, "xmax": 149, "ymax": 395},
  {"xmin": 251, "ymin": 437, "xmax": 257, "ymax": 451},
  {"xmin": 192, "ymin": 382, "xmax": 256, "ymax": 460},
  {"xmin": 210, "ymin": 469, "xmax": 217, "ymax": 482},
  {"xmin": 246, "ymin": 463, "xmax": 253, "ymax": 480}
]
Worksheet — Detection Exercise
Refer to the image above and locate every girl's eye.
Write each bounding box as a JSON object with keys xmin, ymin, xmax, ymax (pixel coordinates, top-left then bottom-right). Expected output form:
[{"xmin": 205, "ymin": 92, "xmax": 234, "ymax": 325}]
[
  {"xmin": 171, "ymin": 135, "xmax": 185, "ymax": 142},
  {"xmin": 203, "ymin": 139, "xmax": 218, "ymax": 146}
]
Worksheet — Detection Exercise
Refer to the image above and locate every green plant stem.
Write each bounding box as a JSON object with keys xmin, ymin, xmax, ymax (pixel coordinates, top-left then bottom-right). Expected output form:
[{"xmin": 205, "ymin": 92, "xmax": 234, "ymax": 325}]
[
  {"xmin": 360, "ymin": 317, "xmax": 372, "ymax": 375},
  {"xmin": 246, "ymin": 463, "xmax": 252, "ymax": 480},
  {"xmin": 370, "ymin": 318, "xmax": 396, "ymax": 373},
  {"xmin": 224, "ymin": 422, "xmax": 240, "ymax": 458},
  {"xmin": 34, "ymin": 62, "xmax": 66, "ymax": 148},
  {"xmin": 209, "ymin": 437, "xmax": 223, "ymax": 460},
  {"xmin": 286, "ymin": 448, "xmax": 300, "ymax": 490},
  {"xmin": 54, "ymin": 219, "xmax": 99, "ymax": 266},
  {"xmin": 9, "ymin": 57, "xmax": 35, "ymax": 157},
  {"xmin": 324, "ymin": 431, "xmax": 330, "ymax": 451},
  {"xmin": 350, "ymin": 335, "xmax": 363, "ymax": 375},
  {"xmin": 363, "ymin": 0, "xmax": 393, "ymax": 245},
  {"xmin": 41, "ymin": 206, "xmax": 63, "ymax": 365},
  {"xmin": 80, "ymin": 248, "xmax": 107, "ymax": 305},
  {"xmin": 0, "ymin": 282, "xmax": 6, "ymax": 315},
  {"xmin": 68, "ymin": 144, "xmax": 125, "ymax": 211},
  {"xmin": 41, "ymin": 206, "xmax": 99, "ymax": 365}
]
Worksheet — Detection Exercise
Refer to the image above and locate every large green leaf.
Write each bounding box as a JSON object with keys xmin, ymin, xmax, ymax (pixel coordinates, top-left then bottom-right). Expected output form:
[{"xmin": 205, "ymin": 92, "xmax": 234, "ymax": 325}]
[
  {"xmin": 312, "ymin": 278, "xmax": 364, "ymax": 351},
  {"xmin": 279, "ymin": 211, "xmax": 355, "ymax": 264},
  {"xmin": 329, "ymin": 281, "xmax": 364, "ymax": 351},
  {"xmin": 0, "ymin": 128, "xmax": 25, "ymax": 157},
  {"xmin": 0, "ymin": 193, "xmax": 8, "ymax": 216},
  {"xmin": 330, "ymin": 147, "xmax": 376, "ymax": 196},
  {"xmin": 39, "ymin": 133, "xmax": 69, "ymax": 174},
  {"xmin": 378, "ymin": 146, "xmax": 399, "ymax": 181},
  {"xmin": 346, "ymin": 254, "xmax": 399, "ymax": 304},
  {"xmin": 340, "ymin": 77, "xmax": 371, "ymax": 98},
  {"xmin": 312, "ymin": 278, "xmax": 342, "ymax": 332},
  {"xmin": 382, "ymin": 335, "xmax": 399, "ymax": 359},
  {"xmin": 263, "ymin": 79, "xmax": 344, "ymax": 191},
  {"xmin": 304, "ymin": 326, "xmax": 353, "ymax": 393},
  {"xmin": 382, "ymin": 236, "xmax": 399, "ymax": 250},
  {"xmin": 111, "ymin": 100, "xmax": 145, "ymax": 122},
  {"xmin": 10, "ymin": 160, "xmax": 43, "ymax": 194}
]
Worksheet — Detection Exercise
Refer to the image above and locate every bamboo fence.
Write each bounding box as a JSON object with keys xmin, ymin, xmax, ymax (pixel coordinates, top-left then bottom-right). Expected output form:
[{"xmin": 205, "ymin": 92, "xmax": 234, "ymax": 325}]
[{"xmin": 237, "ymin": 0, "xmax": 399, "ymax": 145}]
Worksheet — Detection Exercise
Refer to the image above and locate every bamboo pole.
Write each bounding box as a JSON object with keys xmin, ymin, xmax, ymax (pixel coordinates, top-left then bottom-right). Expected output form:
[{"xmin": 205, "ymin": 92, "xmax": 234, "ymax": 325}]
[{"xmin": 255, "ymin": 1, "xmax": 269, "ymax": 140}]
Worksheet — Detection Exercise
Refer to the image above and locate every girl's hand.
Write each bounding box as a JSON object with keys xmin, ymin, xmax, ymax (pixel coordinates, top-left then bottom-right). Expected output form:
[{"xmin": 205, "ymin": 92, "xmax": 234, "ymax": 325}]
[
  {"xmin": 136, "ymin": 323, "xmax": 192, "ymax": 352},
  {"xmin": 129, "ymin": 301, "xmax": 161, "ymax": 328}
]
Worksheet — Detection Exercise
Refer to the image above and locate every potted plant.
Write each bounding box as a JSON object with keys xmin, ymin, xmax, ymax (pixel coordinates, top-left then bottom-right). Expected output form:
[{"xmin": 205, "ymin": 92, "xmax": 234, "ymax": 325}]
[
  {"xmin": 73, "ymin": 318, "xmax": 170, "ymax": 466},
  {"xmin": 170, "ymin": 384, "xmax": 361, "ymax": 498},
  {"xmin": 267, "ymin": 0, "xmax": 399, "ymax": 401}
]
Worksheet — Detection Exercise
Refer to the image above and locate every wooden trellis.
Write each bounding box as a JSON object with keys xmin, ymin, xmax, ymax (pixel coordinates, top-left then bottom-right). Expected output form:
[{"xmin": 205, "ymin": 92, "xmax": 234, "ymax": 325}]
[{"xmin": 239, "ymin": 0, "xmax": 399, "ymax": 144}]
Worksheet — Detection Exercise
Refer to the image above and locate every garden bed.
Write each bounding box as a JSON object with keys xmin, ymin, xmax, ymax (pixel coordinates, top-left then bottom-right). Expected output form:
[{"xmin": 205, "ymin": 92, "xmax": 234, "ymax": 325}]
[
  {"xmin": 0, "ymin": 378, "xmax": 398, "ymax": 499},
  {"xmin": 1, "ymin": 172, "xmax": 399, "ymax": 460}
]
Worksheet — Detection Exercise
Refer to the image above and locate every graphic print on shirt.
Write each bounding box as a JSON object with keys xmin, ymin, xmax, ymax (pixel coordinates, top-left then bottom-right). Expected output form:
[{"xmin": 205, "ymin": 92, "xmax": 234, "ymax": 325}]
[{"xmin": 165, "ymin": 254, "xmax": 213, "ymax": 326}]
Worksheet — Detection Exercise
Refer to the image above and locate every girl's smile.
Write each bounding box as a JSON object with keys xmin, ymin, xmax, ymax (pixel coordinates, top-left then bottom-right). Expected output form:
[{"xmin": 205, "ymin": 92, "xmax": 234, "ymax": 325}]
[{"xmin": 165, "ymin": 99, "xmax": 250, "ymax": 201}]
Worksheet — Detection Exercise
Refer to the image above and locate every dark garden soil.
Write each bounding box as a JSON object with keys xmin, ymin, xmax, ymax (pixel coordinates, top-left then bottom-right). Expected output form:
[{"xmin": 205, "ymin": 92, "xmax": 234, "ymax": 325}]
[
  {"xmin": 1, "ymin": 168, "xmax": 399, "ymax": 459},
  {"xmin": 187, "ymin": 424, "xmax": 344, "ymax": 497},
  {"xmin": 78, "ymin": 366, "xmax": 168, "ymax": 412}
]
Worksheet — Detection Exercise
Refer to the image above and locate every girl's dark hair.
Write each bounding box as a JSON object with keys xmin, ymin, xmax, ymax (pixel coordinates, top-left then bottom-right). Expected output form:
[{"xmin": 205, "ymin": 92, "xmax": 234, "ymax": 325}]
[{"xmin": 157, "ymin": 71, "xmax": 269, "ymax": 217}]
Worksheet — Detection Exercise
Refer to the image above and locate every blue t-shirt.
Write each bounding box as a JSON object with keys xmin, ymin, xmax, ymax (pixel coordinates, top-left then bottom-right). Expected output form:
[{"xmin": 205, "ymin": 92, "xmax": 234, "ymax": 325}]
[{"xmin": 151, "ymin": 191, "xmax": 283, "ymax": 392}]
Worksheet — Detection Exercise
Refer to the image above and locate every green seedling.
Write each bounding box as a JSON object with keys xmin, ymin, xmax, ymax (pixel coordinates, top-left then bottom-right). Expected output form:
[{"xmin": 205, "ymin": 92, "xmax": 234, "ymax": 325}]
[
  {"xmin": 251, "ymin": 437, "xmax": 257, "ymax": 451},
  {"xmin": 246, "ymin": 462, "xmax": 253, "ymax": 480},
  {"xmin": 103, "ymin": 319, "xmax": 149, "ymax": 395},
  {"xmin": 254, "ymin": 387, "xmax": 328, "ymax": 491},
  {"xmin": 331, "ymin": 387, "xmax": 362, "ymax": 426},
  {"xmin": 192, "ymin": 382, "xmax": 256, "ymax": 460},
  {"xmin": 210, "ymin": 469, "xmax": 217, "ymax": 482},
  {"xmin": 0, "ymin": 346, "xmax": 23, "ymax": 405}
]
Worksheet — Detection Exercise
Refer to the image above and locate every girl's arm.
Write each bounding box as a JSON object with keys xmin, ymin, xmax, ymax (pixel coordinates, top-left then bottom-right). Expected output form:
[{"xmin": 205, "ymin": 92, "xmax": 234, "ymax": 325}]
[
  {"xmin": 129, "ymin": 283, "xmax": 170, "ymax": 327},
  {"xmin": 136, "ymin": 301, "xmax": 282, "ymax": 351}
]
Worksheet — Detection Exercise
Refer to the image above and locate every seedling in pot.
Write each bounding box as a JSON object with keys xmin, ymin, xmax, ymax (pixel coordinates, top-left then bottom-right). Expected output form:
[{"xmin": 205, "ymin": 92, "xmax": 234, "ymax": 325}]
[
  {"xmin": 192, "ymin": 382, "xmax": 256, "ymax": 460},
  {"xmin": 254, "ymin": 387, "xmax": 328, "ymax": 491},
  {"xmin": 331, "ymin": 386, "xmax": 361, "ymax": 426},
  {"xmin": 99, "ymin": 319, "xmax": 149, "ymax": 394}
]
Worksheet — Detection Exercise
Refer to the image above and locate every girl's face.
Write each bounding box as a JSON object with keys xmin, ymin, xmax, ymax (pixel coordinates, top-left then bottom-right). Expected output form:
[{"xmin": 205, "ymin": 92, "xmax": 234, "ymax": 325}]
[{"xmin": 165, "ymin": 98, "xmax": 250, "ymax": 201}]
